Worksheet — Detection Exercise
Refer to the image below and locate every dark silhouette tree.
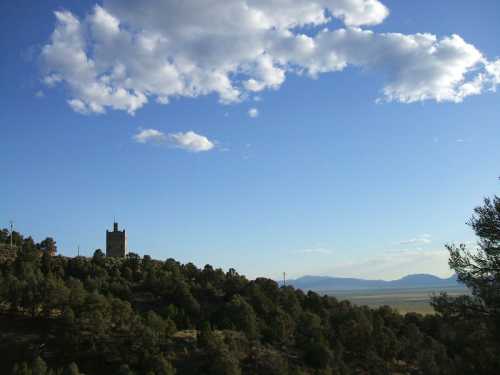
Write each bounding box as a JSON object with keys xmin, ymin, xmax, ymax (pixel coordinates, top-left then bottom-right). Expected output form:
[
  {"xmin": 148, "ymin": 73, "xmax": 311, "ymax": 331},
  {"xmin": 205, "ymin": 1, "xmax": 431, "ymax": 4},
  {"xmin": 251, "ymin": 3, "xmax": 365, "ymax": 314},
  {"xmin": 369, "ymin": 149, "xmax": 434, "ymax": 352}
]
[
  {"xmin": 432, "ymin": 196, "xmax": 500, "ymax": 323},
  {"xmin": 38, "ymin": 237, "xmax": 57, "ymax": 256}
]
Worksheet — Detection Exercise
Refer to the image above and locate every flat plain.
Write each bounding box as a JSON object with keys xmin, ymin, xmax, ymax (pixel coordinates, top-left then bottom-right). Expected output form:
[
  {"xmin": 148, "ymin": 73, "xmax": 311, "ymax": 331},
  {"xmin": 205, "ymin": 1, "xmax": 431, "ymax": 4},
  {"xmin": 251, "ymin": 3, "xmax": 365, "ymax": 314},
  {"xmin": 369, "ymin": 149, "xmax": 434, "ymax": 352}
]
[{"xmin": 323, "ymin": 286, "xmax": 469, "ymax": 314}]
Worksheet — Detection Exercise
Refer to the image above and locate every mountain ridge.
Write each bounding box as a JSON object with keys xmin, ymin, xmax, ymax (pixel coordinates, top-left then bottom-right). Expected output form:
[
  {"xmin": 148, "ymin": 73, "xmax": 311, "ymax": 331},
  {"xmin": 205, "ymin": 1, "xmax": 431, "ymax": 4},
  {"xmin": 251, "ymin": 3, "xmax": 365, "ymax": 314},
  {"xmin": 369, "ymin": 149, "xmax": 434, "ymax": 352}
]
[{"xmin": 284, "ymin": 273, "xmax": 460, "ymax": 291}]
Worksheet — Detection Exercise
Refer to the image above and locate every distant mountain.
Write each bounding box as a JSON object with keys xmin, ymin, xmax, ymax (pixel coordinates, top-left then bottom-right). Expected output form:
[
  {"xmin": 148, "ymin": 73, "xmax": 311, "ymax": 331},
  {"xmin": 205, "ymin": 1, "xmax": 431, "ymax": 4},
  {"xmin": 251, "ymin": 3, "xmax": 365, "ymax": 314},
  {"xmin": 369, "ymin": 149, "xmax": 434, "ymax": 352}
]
[{"xmin": 285, "ymin": 273, "xmax": 460, "ymax": 291}]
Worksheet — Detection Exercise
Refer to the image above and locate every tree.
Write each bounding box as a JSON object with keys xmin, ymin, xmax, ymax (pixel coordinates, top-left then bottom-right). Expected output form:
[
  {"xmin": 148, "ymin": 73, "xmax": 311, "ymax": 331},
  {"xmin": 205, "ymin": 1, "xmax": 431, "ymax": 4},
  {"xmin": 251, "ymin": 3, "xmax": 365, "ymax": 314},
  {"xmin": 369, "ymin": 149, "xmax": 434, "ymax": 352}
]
[
  {"xmin": 3, "ymin": 229, "xmax": 24, "ymax": 248},
  {"xmin": 431, "ymin": 195, "xmax": 500, "ymax": 373},
  {"xmin": 0, "ymin": 228, "xmax": 9, "ymax": 243},
  {"xmin": 303, "ymin": 341, "xmax": 332, "ymax": 369},
  {"xmin": 432, "ymin": 196, "xmax": 500, "ymax": 324},
  {"xmin": 198, "ymin": 321, "xmax": 218, "ymax": 351},
  {"xmin": 42, "ymin": 275, "xmax": 69, "ymax": 316},
  {"xmin": 39, "ymin": 238, "xmax": 57, "ymax": 256},
  {"xmin": 32, "ymin": 356, "xmax": 48, "ymax": 375},
  {"xmin": 224, "ymin": 295, "xmax": 258, "ymax": 339},
  {"xmin": 62, "ymin": 363, "xmax": 81, "ymax": 375},
  {"xmin": 92, "ymin": 249, "xmax": 105, "ymax": 262},
  {"xmin": 117, "ymin": 364, "xmax": 136, "ymax": 375},
  {"xmin": 151, "ymin": 354, "xmax": 176, "ymax": 375},
  {"xmin": 265, "ymin": 307, "xmax": 295, "ymax": 345},
  {"xmin": 251, "ymin": 349, "xmax": 288, "ymax": 375},
  {"xmin": 209, "ymin": 350, "xmax": 241, "ymax": 375},
  {"xmin": 143, "ymin": 310, "xmax": 176, "ymax": 342},
  {"xmin": 296, "ymin": 312, "xmax": 322, "ymax": 347}
]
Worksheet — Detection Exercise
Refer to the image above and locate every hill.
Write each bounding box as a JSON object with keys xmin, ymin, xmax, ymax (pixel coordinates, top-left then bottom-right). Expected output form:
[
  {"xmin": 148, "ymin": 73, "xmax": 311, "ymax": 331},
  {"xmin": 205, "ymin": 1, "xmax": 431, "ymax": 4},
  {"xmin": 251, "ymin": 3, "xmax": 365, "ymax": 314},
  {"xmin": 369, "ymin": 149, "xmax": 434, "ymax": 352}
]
[
  {"xmin": 287, "ymin": 273, "xmax": 459, "ymax": 291},
  {"xmin": 0, "ymin": 229, "xmax": 499, "ymax": 374}
]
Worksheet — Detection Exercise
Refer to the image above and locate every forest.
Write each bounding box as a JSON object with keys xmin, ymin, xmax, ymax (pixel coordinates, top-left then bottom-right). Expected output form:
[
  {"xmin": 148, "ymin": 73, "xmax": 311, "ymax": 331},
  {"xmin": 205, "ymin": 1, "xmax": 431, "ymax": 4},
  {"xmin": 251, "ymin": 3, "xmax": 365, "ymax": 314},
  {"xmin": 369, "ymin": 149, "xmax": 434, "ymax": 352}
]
[{"xmin": 0, "ymin": 196, "xmax": 499, "ymax": 375}]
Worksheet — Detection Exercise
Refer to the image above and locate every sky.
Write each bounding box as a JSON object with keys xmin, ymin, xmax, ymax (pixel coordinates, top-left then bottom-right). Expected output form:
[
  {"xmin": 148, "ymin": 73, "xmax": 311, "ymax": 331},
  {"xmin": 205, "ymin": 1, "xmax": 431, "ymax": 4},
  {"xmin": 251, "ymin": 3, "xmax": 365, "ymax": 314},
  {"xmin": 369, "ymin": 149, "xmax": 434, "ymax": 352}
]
[{"xmin": 1, "ymin": 0, "xmax": 500, "ymax": 280}]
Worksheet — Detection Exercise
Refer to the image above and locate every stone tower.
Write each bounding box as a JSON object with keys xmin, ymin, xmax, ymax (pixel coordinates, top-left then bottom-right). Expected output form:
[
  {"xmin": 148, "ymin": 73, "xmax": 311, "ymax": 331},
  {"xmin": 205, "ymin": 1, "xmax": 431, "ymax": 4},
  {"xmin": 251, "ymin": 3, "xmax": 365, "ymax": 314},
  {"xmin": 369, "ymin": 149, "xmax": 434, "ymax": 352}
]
[{"xmin": 106, "ymin": 222, "xmax": 128, "ymax": 257}]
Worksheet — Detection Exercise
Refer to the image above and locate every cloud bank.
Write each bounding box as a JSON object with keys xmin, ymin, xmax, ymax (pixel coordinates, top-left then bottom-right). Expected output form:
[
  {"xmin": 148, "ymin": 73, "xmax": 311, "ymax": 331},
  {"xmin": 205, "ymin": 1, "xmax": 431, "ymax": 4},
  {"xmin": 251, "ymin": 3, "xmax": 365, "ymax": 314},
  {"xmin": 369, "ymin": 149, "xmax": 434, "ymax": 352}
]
[
  {"xmin": 41, "ymin": 0, "xmax": 500, "ymax": 114},
  {"xmin": 324, "ymin": 248, "xmax": 451, "ymax": 279},
  {"xmin": 133, "ymin": 129, "xmax": 215, "ymax": 152}
]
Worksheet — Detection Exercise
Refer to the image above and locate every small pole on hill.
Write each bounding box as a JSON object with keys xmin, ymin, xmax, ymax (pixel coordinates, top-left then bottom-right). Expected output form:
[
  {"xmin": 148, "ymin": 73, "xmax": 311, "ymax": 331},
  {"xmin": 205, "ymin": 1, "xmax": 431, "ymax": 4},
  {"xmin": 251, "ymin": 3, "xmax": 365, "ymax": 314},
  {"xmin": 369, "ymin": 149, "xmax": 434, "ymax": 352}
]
[
  {"xmin": 77, "ymin": 245, "xmax": 80, "ymax": 257},
  {"xmin": 9, "ymin": 220, "xmax": 13, "ymax": 249},
  {"xmin": 283, "ymin": 272, "xmax": 286, "ymax": 287}
]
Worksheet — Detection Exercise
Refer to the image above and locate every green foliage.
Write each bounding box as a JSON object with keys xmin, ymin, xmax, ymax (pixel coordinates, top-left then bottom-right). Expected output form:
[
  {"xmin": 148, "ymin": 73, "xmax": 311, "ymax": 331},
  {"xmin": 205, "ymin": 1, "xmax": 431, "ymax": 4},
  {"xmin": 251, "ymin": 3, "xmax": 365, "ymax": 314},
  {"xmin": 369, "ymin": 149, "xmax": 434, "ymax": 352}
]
[
  {"xmin": 150, "ymin": 354, "xmax": 175, "ymax": 375},
  {"xmin": 303, "ymin": 341, "xmax": 332, "ymax": 369},
  {"xmin": 431, "ymin": 195, "xmax": 500, "ymax": 373},
  {"xmin": 251, "ymin": 349, "xmax": 288, "ymax": 375},
  {"xmin": 197, "ymin": 321, "xmax": 217, "ymax": 350},
  {"xmin": 209, "ymin": 350, "xmax": 241, "ymax": 375},
  {"xmin": 433, "ymin": 197, "xmax": 500, "ymax": 318},
  {"xmin": 224, "ymin": 295, "xmax": 258, "ymax": 339},
  {"xmin": 38, "ymin": 238, "xmax": 57, "ymax": 256}
]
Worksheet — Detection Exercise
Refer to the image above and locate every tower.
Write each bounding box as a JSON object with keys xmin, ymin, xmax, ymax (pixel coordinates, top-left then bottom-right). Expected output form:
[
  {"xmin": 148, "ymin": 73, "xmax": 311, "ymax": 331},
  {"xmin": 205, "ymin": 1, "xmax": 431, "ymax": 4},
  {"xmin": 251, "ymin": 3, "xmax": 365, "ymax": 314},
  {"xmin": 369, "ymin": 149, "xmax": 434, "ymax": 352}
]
[{"xmin": 106, "ymin": 222, "xmax": 128, "ymax": 257}]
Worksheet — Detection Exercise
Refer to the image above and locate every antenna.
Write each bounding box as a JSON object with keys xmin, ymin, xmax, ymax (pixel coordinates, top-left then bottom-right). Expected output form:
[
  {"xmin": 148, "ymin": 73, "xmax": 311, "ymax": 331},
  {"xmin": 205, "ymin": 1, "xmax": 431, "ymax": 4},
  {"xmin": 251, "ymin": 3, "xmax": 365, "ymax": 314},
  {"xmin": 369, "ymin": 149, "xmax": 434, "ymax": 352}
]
[
  {"xmin": 283, "ymin": 272, "xmax": 286, "ymax": 287},
  {"xmin": 77, "ymin": 245, "xmax": 80, "ymax": 257}
]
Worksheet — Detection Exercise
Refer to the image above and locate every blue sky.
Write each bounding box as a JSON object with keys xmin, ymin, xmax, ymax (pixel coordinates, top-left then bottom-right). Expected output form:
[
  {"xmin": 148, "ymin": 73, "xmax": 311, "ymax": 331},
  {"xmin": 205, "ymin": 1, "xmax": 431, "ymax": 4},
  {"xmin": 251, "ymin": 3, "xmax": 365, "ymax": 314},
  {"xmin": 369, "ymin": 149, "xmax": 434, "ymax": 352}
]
[{"xmin": 1, "ymin": 0, "xmax": 499, "ymax": 280}]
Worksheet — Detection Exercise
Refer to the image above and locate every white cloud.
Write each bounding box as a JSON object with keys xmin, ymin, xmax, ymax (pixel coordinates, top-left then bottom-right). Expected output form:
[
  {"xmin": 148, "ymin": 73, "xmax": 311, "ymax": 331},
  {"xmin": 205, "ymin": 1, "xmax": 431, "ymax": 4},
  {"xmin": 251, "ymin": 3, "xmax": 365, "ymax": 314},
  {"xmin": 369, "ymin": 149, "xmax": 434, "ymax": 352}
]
[
  {"xmin": 43, "ymin": 74, "xmax": 62, "ymax": 87},
  {"xmin": 41, "ymin": 10, "xmax": 147, "ymax": 115},
  {"xmin": 399, "ymin": 234, "xmax": 431, "ymax": 245},
  {"xmin": 133, "ymin": 128, "xmax": 167, "ymax": 144},
  {"xmin": 168, "ymin": 131, "xmax": 215, "ymax": 152},
  {"xmin": 40, "ymin": 1, "xmax": 500, "ymax": 115},
  {"xmin": 68, "ymin": 99, "xmax": 90, "ymax": 114},
  {"xmin": 35, "ymin": 90, "xmax": 45, "ymax": 98},
  {"xmin": 248, "ymin": 108, "xmax": 259, "ymax": 118},
  {"xmin": 295, "ymin": 248, "xmax": 333, "ymax": 255},
  {"xmin": 133, "ymin": 129, "xmax": 214, "ymax": 152},
  {"xmin": 486, "ymin": 60, "xmax": 500, "ymax": 87}
]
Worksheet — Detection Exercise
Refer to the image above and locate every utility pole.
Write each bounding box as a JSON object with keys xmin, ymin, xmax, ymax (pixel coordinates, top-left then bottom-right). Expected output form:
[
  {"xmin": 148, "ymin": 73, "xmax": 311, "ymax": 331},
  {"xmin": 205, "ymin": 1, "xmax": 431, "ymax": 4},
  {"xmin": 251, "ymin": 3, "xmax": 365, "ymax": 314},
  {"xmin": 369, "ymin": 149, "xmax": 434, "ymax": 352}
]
[{"xmin": 9, "ymin": 220, "xmax": 13, "ymax": 249}]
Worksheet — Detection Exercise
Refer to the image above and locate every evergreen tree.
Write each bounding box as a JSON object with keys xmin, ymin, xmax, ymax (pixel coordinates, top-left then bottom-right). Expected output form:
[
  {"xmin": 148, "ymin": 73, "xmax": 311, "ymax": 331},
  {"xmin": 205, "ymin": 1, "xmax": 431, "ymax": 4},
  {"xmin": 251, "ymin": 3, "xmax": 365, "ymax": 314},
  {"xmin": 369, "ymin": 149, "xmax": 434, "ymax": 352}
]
[{"xmin": 433, "ymin": 196, "xmax": 500, "ymax": 324}]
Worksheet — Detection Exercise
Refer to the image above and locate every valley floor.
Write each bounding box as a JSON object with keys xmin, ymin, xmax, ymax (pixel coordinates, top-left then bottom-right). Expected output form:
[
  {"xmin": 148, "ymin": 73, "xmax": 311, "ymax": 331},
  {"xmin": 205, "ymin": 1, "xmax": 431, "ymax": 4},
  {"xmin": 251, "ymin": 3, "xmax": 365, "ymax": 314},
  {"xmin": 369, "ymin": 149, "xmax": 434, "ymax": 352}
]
[{"xmin": 323, "ymin": 286, "xmax": 469, "ymax": 314}]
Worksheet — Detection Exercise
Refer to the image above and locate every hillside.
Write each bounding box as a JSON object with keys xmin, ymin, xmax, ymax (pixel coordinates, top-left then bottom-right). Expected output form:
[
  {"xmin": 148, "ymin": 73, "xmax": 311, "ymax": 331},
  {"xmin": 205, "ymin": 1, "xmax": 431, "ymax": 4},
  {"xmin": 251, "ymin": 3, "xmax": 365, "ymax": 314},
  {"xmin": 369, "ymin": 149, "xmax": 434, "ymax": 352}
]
[
  {"xmin": 287, "ymin": 274, "xmax": 459, "ymax": 291},
  {"xmin": 0, "ymin": 230, "xmax": 499, "ymax": 374}
]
